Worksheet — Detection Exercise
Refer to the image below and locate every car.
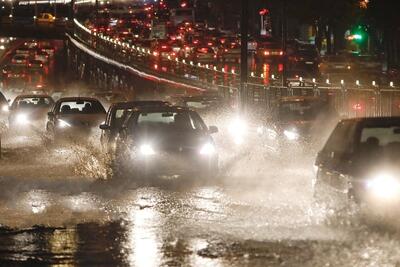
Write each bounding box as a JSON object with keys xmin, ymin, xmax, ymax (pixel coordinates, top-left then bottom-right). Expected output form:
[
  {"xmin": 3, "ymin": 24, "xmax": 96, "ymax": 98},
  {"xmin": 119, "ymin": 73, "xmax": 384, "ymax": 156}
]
[
  {"xmin": 8, "ymin": 94, "xmax": 54, "ymax": 129},
  {"xmin": 314, "ymin": 117, "xmax": 400, "ymax": 213},
  {"xmin": 11, "ymin": 54, "xmax": 29, "ymax": 66},
  {"xmin": 319, "ymin": 55, "xmax": 354, "ymax": 74},
  {"xmin": 260, "ymin": 96, "xmax": 338, "ymax": 146},
  {"xmin": 218, "ymin": 40, "xmax": 241, "ymax": 63},
  {"xmin": 256, "ymin": 40, "xmax": 284, "ymax": 62},
  {"xmin": 28, "ymin": 59, "xmax": 44, "ymax": 70},
  {"xmin": 188, "ymin": 47, "xmax": 217, "ymax": 63},
  {"xmin": 2, "ymin": 65, "xmax": 27, "ymax": 79},
  {"xmin": 288, "ymin": 44, "xmax": 320, "ymax": 75},
  {"xmin": 113, "ymin": 105, "xmax": 219, "ymax": 179},
  {"xmin": 34, "ymin": 50, "xmax": 50, "ymax": 64},
  {"xmin": 99, "ymin": 100, "xmax": 170, "ymax": 153},
  {"xmin": 152, "ymin": 43, "xmax": 177, "ymax": 61},
  {"xmin": 36, "ymin": 13, "xmax": 55, "ymax": 24},
  {"xmin": 40, "ymin": 46, "xmax": 55, "ymax": 57},
  {"xmin": 46, "ymin": 97, "xmax": 106, "ymax": 142},
  {"xmin": 15, "ymin": 47, "xmax": 32, "ymax": 56}
]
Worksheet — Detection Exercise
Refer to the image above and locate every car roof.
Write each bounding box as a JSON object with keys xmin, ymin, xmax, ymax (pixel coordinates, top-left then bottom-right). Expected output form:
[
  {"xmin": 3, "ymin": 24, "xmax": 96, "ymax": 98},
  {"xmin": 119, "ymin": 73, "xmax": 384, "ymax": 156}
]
[
  {"xmin": 340, "ymin": 116, "xmax": 400, "ymax": 124},
  {"xmin": 15, "ymin": 94, "xmax": 52, "ymax": 98},
  {"xmin": 280, "ymin": 96, "xmax": 321, "ymax": 102},
  {"xmin": 111, "ymin": 100, "xmax": 170, "ymax": 109},
  {"xmin": 57, "ymin": 97, "xmax": 101, "ymax": 102},
  {"xmin": 134, "ymin": 105, "xmax": 190, "ymax": 113}
]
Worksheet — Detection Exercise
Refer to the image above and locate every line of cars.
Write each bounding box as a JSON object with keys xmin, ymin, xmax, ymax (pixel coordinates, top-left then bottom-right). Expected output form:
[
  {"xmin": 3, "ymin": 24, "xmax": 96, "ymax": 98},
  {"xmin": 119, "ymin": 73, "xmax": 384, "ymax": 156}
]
[
  {"xmin": 1, "ymin": 92, "xmax": 220, "ymax": 179},
  {"xmin": 86, "ymin": 3, "xmax": 321, "ymax": 70},
  {"xmin": 3, "ymin": 40, "xmax": 54, "ymax": 92},
  {"xmin": 3, "ymin": 88, "xmax": 399, "ymax": 214}
]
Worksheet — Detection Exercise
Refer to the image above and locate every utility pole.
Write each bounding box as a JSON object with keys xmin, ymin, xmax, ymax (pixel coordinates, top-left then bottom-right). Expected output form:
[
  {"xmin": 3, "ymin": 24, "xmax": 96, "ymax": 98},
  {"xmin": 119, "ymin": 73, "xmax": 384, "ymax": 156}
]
[
  {"xmin": 282, "ymin": 0, "xmax": 287, "ymax": 87},
  {"xmin": 240, "ymin": 0, "xmax": 248, "ymax": 112}
]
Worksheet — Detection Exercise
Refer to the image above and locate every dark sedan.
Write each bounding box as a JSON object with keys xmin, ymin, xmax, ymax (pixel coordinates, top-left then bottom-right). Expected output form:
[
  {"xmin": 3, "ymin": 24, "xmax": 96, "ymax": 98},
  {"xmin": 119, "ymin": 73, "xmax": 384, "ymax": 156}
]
[
  {"xmin": 100, "ymin": 100, "xmax": 170, "ymax": 153},
  {"xmin": 113, "ymin": 106, "xmax": 219, "ymax": 179}
]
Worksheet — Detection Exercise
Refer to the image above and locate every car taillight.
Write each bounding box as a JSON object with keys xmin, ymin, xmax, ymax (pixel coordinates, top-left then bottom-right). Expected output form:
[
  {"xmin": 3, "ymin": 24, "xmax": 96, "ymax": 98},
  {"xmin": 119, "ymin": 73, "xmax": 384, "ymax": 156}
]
[{"xmin": 352, "ymin": 103, "xmax": 363, "ymax": 111}]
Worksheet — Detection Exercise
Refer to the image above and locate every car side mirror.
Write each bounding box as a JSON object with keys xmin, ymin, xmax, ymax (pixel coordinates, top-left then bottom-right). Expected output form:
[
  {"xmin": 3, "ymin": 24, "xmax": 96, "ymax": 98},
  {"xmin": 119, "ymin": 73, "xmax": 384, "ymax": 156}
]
[
  {"xmin": 99, "ymin": 124, "xmax": 110, "ymax": 130},
  {"xmin": 209, "ymin": 126, "xmax": 218, "ymax": 134}
]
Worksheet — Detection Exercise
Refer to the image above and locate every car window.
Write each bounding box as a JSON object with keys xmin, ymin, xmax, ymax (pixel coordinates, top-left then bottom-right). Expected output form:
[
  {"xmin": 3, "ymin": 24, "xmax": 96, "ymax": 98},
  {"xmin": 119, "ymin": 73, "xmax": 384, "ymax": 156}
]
[
  {"xmin": 360, "ymin": 126, "xmax": 400, "ymax": 147},
  {"xmin": 13, "ymin": 97, "xmax": 53, "ymax": 109},
  {"xmin": 131, "ymin": 111, "xmax": 205, "ymax": 131},
  {"xmin": 58, "ymin": 100, "xmax": 105, "ymax": 114},
  {"xmin": 323, "ymin": 120, "xmax": 357, "ymax": 154}
]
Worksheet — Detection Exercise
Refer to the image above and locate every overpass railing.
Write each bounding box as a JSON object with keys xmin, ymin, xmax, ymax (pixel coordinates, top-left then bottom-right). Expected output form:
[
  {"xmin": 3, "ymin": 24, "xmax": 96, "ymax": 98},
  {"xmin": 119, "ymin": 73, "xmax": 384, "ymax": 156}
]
[{"xmin": 71, "ymin": 19, "xmax": 400, "ymax": 118}]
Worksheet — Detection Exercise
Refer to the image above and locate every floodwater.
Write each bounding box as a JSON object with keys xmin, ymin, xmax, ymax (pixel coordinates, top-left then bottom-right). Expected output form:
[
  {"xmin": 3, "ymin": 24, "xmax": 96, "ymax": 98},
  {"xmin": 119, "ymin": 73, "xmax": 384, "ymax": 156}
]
[{"xmin": 2, "ymin": 127, "xmax": 400, "ymax": 267}]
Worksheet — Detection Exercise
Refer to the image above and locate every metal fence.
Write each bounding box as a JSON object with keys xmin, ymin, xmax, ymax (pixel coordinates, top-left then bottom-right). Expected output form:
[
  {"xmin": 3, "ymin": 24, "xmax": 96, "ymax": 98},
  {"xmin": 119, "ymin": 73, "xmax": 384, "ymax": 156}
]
[{"xmin": 218, "ymin": 83, "xmax": 400, "ymax": 118}]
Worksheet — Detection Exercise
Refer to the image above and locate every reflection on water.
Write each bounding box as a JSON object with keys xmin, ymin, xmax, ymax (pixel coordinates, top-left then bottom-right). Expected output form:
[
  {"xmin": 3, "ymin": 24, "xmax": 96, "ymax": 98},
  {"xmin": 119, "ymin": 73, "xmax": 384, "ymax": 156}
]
[{"xmin": 126, "ymin": 191, "xmax": 162, "ymax": 267}]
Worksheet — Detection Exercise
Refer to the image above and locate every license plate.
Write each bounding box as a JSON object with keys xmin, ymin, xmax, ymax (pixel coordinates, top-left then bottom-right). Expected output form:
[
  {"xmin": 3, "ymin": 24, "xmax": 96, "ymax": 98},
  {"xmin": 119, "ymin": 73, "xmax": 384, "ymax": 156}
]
[{"xmin": 305, "ymin": 61, "xmax": 314, "ymax": 65}]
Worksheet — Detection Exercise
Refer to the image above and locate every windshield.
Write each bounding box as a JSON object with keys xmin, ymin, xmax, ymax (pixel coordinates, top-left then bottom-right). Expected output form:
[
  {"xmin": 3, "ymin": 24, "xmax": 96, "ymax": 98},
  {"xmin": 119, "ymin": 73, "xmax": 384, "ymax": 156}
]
[
  {"xmin": 59, "ymin": 100, "xmax": 105, "ymax": 114},
  {"xmin": 355, "ymin": 123, "xmax": 400, "ymax": 161},
  {"xmin": 131, "ymin": 111, "xmax": 206, "ymax": 132},
  {"xmin": 13, "ymin": 97, "xmax": 53, "ymax": 109}
]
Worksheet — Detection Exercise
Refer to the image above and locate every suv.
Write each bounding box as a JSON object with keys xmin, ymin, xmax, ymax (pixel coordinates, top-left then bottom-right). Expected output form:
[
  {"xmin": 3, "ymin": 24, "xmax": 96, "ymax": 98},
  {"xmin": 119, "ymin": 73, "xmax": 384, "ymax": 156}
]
[{"xmin": 314, "ymin": 117, "xmax": 400, "ymax": 209}]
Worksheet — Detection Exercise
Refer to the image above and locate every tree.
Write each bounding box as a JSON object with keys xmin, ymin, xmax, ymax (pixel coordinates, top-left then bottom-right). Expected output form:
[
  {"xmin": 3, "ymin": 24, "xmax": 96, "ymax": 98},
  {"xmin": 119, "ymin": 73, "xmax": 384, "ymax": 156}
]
[{"xmin": 367, "ymin": 0, "xmax": 400, "ymax": 68}]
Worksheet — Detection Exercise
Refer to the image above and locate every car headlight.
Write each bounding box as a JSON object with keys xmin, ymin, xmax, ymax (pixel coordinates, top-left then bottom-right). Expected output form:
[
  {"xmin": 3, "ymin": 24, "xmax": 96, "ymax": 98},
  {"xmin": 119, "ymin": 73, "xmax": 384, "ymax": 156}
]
[
  {"xmin": 228, "ymin": 118, "xmax": 248, "ymax": 145},
  {"xmin": 58, "ymin": 119, "xmax": 71, "ymax": 128},
  {"xmin": 199, "ymin": 143, "xmax": 216, "ymax": 155},
  {"xmin": 16, "ymin": 113, "xmax": 28, "ymax": 124},
  {"xmin": 139, "ymin": 144, "xmax": 156, "ymax": 156},
  {"xmin": 1, "ymin": 105, "xmax": 8, "ymax": 112},
  {"xmin": 283, "ymin": 129, "xmax": 299, "ymax": 140},
  {"xmin": 366, "ymin": 173, "xmax": 400, "ymax": 199}
]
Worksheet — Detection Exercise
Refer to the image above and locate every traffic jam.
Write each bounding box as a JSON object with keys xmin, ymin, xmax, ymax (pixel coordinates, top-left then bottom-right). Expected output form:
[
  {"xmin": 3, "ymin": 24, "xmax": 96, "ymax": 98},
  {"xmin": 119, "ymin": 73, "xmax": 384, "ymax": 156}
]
[{"xmin": 1, "ymin": 0, "xmax": 400, "ymax": 266}]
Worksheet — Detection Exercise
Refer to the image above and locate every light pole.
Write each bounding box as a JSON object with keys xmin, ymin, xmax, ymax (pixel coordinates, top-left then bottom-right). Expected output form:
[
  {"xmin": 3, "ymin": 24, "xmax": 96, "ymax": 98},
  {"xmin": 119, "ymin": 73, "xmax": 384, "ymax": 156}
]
[
  {"xmin": 240, "ymin": 0, "xmax": 248, "ymax": 112},
  {"xmin": 282, "ymin": 0, "xmax": 287, "ymax": 87}
]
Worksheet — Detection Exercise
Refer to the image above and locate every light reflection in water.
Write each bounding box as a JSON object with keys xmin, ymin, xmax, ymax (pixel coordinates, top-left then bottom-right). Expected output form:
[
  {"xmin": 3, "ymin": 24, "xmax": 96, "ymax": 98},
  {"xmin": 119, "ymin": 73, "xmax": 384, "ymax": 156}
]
[
  {"xmin": 126, "ymin": 191, "xmax": 162, "ymax": 267},
  {"xmin": 48, "ymin": 228, "xmax": 78, "ymax": 267}
]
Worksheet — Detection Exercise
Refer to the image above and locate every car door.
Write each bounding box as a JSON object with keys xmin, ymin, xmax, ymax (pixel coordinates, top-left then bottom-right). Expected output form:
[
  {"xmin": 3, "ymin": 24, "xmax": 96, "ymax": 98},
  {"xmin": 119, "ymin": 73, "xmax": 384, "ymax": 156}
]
[
  {"xmin": 101, "ymin": 106, "xmax": 113, "ymax": 147},
  {"xmin": 316, "ymin": 120, "xmax": 357, "ymax": 193}
]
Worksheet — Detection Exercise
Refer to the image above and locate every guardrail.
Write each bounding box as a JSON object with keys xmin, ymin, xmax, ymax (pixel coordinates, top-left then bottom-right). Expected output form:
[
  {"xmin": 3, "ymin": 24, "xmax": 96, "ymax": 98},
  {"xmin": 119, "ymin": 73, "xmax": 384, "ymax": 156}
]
[
  {"xmin": 73, "ymin": 19, "xmax": 239, "ymax": 91},
  {"xmin": 218, "ymin": 83, "xmax": 400, "ymax": 118}
]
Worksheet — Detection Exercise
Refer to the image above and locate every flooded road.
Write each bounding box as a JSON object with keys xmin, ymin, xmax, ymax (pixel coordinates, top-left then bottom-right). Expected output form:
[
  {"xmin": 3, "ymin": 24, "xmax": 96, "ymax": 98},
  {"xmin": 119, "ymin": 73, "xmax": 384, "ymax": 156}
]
[
  {"xmin": 1, "ymin": 38, "xmax": 400, "ymax": 267},
  {"xmin": 2, "ymin": 131, "xmax": 400, "ymax": 267}
]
